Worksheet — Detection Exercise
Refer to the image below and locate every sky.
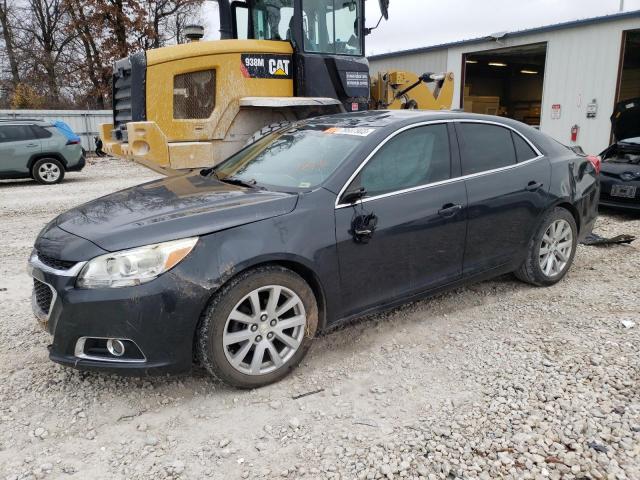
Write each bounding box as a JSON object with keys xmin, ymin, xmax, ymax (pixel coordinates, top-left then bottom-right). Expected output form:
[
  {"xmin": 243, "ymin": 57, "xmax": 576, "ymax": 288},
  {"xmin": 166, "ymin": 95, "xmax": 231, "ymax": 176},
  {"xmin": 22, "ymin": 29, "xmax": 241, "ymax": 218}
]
[{"xmin": 202, "ymin": 0, "xmax": 640, "ymax": 55}]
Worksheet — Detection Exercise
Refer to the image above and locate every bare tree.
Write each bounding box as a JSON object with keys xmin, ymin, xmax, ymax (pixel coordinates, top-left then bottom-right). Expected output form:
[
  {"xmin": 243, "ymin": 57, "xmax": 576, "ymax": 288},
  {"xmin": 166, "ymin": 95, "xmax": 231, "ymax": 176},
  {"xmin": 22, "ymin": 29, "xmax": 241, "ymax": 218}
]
[
  {"xmin": 0, "ymin": 0, "xmax": 21, "ymax": 87},
  {"xmin": 144, "ymin": 0, "xmax": 203, "ymax": 48},
  {"xmin": 166, "ymin": 0, "xmax": 203, "ymax": 45},
  {"xmin": 1, "ymin": 0, "xmax": 207, "ymax": 109},
  {"xmin": 17, "ymin": 0, "xmax": 77, "ymax": 105}
]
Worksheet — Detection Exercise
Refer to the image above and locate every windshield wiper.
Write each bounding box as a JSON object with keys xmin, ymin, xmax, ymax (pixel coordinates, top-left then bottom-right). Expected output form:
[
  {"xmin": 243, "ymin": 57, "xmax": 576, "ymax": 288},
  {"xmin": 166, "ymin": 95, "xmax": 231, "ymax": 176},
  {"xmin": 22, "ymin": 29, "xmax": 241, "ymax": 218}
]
[
  {"xmin": 200, "ymin": 168, "xmax": 264, "ymax": 189},
  {"xmin": 221, "ymin": 176, "xmax": 265, "ymax": 189}
]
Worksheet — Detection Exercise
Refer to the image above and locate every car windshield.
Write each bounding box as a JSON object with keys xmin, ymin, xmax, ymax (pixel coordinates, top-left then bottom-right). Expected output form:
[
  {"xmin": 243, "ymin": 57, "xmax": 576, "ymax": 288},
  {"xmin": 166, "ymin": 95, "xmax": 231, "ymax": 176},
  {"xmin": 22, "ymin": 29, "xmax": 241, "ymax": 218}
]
[{"xmin": 214, "ymin": 125, "xmax": 371, "ymax": 189}]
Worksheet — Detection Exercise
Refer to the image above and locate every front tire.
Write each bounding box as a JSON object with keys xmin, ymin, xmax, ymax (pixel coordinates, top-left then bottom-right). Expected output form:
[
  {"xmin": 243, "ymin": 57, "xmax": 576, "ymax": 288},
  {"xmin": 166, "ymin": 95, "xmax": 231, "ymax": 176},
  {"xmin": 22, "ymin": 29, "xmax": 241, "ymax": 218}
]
[
  {"xmin": 515, "ymin": 207, "xmax": 577, "ymax": 286},
  {"xmin": 196, "ymin": 265, "xmax": 318, "ymax": 388},
  {"xmin": 32, "ymin": 158, "xmax": 64, "ymax": 184}
]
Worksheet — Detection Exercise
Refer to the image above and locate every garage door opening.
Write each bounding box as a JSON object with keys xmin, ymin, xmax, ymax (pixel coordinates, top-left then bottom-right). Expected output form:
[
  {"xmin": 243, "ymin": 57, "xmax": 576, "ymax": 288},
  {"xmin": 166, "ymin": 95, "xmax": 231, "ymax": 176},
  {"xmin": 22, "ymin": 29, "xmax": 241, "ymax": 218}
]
[
  {"xmin": 462, "ymin": 43, "xmax": 547, "ymax": 127},
  {"xmin": 617, "ymin": 29, "xmax": 640, "ymax": 102}
]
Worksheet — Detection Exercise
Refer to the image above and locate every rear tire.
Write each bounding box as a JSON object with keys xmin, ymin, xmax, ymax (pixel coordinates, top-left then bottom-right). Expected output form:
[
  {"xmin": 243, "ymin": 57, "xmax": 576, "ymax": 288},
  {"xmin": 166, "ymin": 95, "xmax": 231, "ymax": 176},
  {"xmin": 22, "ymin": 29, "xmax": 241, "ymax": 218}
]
[
  {"xmin": 32, "ymin": 158, "xmax": 64, "ymax": 184},
  {"xmin": 196, "ymin": 265, "xmax": 318, "ymax": 388},
  {"xmin": 515, "ymin": 207, "xmax": 577, "ymax": 286},
  {"xmin": 245, "ymin": 121, "xmax": 291, "ymax": 146}
]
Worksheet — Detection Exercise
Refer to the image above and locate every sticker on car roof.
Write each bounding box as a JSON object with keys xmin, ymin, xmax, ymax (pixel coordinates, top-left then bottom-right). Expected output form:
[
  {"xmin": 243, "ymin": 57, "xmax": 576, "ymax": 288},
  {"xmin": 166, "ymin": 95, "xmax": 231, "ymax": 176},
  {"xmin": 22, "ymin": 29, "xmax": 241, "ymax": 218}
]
[{"xmin": 324, "ymin": 127, "xmax": 376, "ymax": 137}]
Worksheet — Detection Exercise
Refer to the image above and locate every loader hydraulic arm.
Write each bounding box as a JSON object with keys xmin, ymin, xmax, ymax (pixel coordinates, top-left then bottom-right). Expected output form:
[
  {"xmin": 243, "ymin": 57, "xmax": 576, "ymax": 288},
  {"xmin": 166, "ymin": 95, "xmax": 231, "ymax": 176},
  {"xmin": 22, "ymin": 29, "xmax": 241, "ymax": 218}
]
[
  {"xmin": 395, "ymin": 73, "xmax": 447, "ymax": 100},
  {"xmin": 370, "ymin": 70, "xmax": 454, "ymax": 111}
]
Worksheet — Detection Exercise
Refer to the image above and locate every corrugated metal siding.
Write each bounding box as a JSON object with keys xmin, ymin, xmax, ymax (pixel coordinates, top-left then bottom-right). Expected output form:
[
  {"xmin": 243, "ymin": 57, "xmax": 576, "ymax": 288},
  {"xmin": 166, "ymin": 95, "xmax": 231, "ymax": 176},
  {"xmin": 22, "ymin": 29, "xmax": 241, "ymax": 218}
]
[
  {"xmin": 369, "ymin": 50, "xmax": 448, "ymax": 75},
  {"xmin": 0, "ymin": 110, "xmax": 111, "ymax": 151},
  {"xmin": 368, "ymin": 16, "xmax": 640, "ymax": 154}
]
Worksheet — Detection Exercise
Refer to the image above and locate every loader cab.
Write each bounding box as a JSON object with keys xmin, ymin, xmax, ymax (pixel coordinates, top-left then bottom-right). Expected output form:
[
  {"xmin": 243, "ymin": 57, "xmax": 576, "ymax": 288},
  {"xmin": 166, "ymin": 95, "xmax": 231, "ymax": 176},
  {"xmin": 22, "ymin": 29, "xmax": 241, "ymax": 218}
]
[{"xmin": 226, "ymin": 0, "xmax": 371, "ymax": 111}]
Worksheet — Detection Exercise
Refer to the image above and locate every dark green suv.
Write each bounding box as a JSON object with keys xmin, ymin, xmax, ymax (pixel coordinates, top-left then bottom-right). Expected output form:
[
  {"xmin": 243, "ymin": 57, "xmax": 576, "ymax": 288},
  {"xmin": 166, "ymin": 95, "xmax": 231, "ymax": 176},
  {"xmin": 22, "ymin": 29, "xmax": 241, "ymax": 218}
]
[{"xmin": 0, "ymin": 119, "xmax": 85, "ymax": 184}]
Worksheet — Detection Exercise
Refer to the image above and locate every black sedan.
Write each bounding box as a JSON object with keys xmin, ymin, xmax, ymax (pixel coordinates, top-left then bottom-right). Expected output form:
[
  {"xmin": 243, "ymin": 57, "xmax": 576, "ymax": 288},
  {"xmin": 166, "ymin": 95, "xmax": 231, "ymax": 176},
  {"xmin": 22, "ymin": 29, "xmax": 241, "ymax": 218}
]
[
  {"xmin": 599, "ymin": 98, "xmax": 640, "ymax": 211},
  {"xmin": 28, "ymin": 111, "xmax": 600, "ymax": 388}
]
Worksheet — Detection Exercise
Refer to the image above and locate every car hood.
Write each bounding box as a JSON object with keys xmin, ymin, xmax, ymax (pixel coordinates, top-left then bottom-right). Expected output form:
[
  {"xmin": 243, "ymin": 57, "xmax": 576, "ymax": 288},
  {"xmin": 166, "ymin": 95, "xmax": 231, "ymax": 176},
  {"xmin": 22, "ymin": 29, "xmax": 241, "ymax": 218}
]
[
  {"xmin": 52, "ymin": 173, "xmax": 298, "ymax": 252},
  {"xmin": 611, "ymin": 97, "xmax": 640, "ymax": 142}
]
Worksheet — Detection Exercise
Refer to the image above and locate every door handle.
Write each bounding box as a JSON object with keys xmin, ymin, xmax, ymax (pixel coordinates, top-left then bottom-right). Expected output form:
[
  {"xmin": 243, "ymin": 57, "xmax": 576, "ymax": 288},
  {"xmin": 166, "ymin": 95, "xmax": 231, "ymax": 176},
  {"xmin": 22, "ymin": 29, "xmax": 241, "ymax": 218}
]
[
  {"xmin": 438, "ymin": 203, "xmax": 462, "ymax": 217},
  {"xmin": 525, "ymin": 181, "xmax": 543, "ymax": 191},
  {"xmin": 26, "ymin": 143, "xmax": 38, "ymax": 147}
]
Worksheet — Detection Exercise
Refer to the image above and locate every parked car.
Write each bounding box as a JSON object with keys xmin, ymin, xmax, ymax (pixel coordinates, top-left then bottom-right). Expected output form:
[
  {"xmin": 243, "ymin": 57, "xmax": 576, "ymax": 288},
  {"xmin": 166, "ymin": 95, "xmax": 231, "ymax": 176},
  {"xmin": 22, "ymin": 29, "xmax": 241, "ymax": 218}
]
[
  {"xmin": 599, "ymin": 98, "xmax": 640, "ymax": 211},
  {"xmin": 28, "ymin": 111, "xmax": 600, "ymax": 388},
  {"xmin": 0, "ymin": 119, "xmax": 85, "ymax": 184}
]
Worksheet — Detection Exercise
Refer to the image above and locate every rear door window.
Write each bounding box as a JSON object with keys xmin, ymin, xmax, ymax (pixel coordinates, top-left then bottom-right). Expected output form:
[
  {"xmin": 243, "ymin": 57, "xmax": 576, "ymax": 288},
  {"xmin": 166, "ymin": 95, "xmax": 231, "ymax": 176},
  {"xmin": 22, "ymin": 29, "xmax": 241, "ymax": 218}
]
[
  {"xmin": 511, "ymin": 131, "xmax": 538, "ymax": 162},
  {"xmin": 31, "ymin": 125, "xmax": 53, "ymax": 139},
  {"xmin": 0, "ymin": 125, "xmax": 35, "ymax": 143},
  {"xmin": 457, "ymin": 123, "xmax": 516, "ymax": 176},
  {"xmin": 347, "ymin": 124, "xmax": 451, "ymax": 198}
]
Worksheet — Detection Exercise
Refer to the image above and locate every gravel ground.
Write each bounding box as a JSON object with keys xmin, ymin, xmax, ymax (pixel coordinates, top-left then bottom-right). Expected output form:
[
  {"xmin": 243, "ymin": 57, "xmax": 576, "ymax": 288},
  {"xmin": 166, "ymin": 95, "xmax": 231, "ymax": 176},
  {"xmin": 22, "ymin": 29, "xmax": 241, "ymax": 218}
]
[{"xmin": 0, "ymin": 158, "xmax": 638, "ymax": 480}]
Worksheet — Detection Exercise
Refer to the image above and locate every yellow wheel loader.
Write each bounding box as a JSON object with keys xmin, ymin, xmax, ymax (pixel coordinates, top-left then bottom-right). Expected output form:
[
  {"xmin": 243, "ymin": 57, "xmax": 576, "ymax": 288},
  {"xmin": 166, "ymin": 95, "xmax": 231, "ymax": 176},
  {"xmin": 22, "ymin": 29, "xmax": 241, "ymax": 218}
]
[{"xmin": 100, "ymin": 0, "xmax": 454, "ymax": 175}]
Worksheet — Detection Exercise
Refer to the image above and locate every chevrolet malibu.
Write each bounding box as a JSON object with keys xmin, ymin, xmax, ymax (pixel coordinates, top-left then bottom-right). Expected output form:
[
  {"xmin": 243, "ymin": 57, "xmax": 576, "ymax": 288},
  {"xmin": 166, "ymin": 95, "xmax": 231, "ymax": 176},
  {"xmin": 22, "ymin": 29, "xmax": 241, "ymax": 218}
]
[{"xmin": 28, "ymin": 111, "xmax": 600, "ymax": 388}]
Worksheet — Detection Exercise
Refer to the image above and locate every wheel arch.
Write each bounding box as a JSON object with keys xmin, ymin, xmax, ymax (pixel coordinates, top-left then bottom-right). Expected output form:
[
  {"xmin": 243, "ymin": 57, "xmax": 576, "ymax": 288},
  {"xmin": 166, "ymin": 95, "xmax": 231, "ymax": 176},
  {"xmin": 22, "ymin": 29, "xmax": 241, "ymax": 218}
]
[
  {"xmin": 227, "ymin": 257, "xmax": 328, "ymax": 332},
  {"xmin": 194, "ymin": 255, "xmax": 329, "ymax": 349},
  {"xmin": 551, "ymin": 200, "xmax": 581, "ymax": 234},
  {"xmin": 28, "ymin": 152, "xmax": 68, "ymax": 171}
]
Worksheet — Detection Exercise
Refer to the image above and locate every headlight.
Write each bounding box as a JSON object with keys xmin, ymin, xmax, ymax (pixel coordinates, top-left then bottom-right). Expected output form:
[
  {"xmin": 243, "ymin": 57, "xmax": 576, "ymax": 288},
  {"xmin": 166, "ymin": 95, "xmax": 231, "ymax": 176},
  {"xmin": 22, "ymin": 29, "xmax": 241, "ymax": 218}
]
[{"xmin": 77, "ymin": 237, "xmax": 198, "ymax": 289}]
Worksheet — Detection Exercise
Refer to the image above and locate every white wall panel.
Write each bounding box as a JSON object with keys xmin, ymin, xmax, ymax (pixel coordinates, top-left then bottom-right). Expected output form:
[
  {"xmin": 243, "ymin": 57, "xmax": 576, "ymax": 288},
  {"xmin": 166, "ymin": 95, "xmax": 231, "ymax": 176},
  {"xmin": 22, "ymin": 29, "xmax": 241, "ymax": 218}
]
[
  {"xmin": 369, "ymin": 16, "xmax": 640, "ymax": 154},
  {"xmin": 369, "ymin": 50, "xmax": 448, "ymax": 75}
]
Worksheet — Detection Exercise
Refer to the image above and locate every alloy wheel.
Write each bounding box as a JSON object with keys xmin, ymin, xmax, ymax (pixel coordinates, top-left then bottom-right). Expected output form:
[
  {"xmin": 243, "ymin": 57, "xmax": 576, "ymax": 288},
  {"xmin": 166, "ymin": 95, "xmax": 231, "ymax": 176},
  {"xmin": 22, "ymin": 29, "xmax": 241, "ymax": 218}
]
[
  {"xmin": 539, "ymin": 219, "xmax": 573, "ymax": 277},
  {"xmin": 222, "ymin": 285, "xmax": 307, "ymax": 375},
  {"xmin": 38, "ymin": 163, "xmax": 61, "ymax": 183}
]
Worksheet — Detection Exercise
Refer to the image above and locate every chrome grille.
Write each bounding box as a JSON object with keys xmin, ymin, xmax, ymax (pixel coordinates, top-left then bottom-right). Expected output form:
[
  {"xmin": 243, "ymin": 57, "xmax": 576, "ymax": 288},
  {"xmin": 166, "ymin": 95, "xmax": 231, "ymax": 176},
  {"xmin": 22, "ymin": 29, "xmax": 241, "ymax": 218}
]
[
  {"xmin": 36, "ymin": 252, "xmax": 76, "ymax": 271},
  {"xmin": 33, "ymin": 279, "xmax": 53, "ymax": 314}
]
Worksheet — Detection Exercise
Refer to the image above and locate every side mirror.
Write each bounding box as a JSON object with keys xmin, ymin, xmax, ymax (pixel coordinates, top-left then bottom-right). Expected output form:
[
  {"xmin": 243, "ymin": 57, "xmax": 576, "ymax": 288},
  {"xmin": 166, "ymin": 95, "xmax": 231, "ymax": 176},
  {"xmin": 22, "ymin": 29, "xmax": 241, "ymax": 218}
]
[
  {"xmin": 341, "ymin": 187, "xmax": 366, "ymax": 204},
  {"xmin": 569, "ymin": 145, "xmax": 585, "ymax": 155},
  {"xmin": 378, "ymin": 0, "xmax": 389, "ymax": 20}
]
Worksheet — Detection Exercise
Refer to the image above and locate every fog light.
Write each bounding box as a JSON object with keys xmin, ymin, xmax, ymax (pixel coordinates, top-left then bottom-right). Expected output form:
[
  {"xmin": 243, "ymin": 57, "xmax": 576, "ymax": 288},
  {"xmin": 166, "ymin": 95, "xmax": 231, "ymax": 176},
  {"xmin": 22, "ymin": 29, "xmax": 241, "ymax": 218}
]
[{"xmin": 106, "ymin": 338, "xmax": 125, "ymax": 357}]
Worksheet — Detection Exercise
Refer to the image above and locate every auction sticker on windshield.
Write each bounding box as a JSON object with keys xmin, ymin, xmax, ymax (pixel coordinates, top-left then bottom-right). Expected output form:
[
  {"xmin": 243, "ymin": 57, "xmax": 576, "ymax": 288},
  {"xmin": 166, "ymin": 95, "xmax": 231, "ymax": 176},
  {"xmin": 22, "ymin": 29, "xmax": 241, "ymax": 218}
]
[{"xmin": 324, "ymin": 127, "xmax": 376, "ymax": 137}]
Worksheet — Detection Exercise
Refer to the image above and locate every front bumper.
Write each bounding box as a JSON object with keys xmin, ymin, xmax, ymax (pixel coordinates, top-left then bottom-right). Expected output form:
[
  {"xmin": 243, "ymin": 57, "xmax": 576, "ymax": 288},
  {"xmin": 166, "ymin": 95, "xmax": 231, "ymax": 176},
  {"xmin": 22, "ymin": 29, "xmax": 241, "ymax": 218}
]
[
  {"xmin": 27, "ymin": 251, "xmax": 210, "ymax": 375},
  {"xmin": 99, "ymin": 122, "xmax": 216, "ymax": 175}
]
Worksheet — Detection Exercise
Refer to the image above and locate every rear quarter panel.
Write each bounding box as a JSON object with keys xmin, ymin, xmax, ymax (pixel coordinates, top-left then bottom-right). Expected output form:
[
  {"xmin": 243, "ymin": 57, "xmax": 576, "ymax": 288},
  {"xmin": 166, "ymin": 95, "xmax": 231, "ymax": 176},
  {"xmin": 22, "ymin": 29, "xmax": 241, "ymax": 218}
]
[
  {"xmin": 38, "ymin": 128, "xmax": 82, "ymax": 167},
  {"xmin": 548, "ymin": 150, "xmax": 600, "ymax": 238}
]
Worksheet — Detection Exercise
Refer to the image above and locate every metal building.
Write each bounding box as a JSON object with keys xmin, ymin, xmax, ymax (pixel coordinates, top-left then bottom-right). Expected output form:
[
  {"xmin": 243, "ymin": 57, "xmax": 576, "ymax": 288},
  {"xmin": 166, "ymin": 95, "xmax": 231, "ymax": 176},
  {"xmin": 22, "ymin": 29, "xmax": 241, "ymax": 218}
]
[{"xmin": 369, "ymin": 11, "xmax": 640, "ymax": 155}]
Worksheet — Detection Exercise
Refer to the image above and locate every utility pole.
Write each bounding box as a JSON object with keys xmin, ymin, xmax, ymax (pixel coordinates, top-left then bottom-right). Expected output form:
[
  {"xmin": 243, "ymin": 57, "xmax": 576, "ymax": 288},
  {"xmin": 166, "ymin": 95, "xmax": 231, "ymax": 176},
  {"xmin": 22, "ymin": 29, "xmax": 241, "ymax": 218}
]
[{"xmin": 619, "ymin": 0, "xmax": 624, "ymax": 12}]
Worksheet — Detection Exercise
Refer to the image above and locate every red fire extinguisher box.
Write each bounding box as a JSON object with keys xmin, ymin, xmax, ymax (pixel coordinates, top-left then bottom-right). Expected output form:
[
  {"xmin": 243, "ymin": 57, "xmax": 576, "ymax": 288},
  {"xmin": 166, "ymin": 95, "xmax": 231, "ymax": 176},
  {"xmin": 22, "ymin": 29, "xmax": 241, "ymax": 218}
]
[{"xmin": 571, "ymin": 124, "xmax": 579, "ymax": 143}]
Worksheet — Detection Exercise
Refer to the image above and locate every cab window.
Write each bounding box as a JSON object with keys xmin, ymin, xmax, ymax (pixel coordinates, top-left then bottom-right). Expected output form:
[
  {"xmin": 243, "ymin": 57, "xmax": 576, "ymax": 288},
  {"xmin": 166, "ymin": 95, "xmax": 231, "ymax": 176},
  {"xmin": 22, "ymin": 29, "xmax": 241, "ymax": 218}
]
[
  {"xmin": 234, "ymin": 0, "xmax": 294, "ymax": 41},
  {"xmin": 303, "ymin": 0, "xmax": 362, "ymax": 55}
]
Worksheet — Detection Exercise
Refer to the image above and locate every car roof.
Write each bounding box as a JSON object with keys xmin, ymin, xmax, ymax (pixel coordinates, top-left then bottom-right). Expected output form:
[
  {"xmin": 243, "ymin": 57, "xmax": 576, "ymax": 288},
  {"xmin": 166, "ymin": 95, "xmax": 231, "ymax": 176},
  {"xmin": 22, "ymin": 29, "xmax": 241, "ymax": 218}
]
[
  {"xmin": 0, "ymin": 118, "xmax": 48, "ymax": 126},
  {"xmin": 305, "ymin": 109, "xmax": 533, "ymax": 130},
  {"xmin": 304, "ymin": 110, "xmax": 563, "ymax": 155}
]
